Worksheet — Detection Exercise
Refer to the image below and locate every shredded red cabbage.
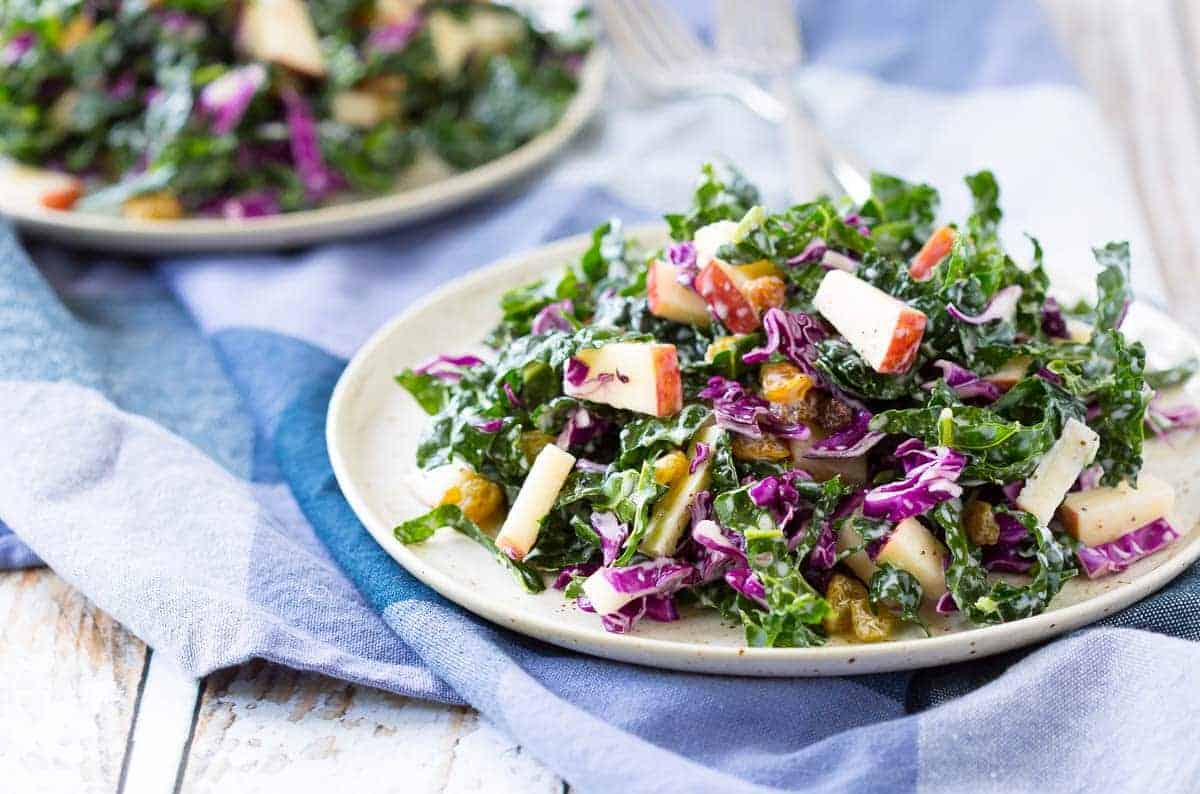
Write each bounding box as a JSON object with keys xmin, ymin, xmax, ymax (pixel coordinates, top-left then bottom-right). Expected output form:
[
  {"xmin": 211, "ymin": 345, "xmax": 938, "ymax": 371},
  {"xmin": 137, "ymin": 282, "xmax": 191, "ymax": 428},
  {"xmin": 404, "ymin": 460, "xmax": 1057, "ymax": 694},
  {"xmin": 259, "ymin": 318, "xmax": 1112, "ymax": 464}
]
[
  {"xmin": 803, "ymin": 410, "xmax": 885, "ymax": 458},
  {"xmin": 788, "ymin": 238, "xmax": 826, "ymax": 266},
  {"xmin": 724, "ymin": 567, "xmax": 767, "ymax": 606},
  {"xmin": 946, "ymin": 285, "xmax": 1022, "ymax": 325},
  {"xmin": 666, "ymin": 241, "xmax": 698, "ymax": 288},
  {"xmin": 935, "ymin": 592, "xmax": 958, "ymax": 614},
  {"xmin": 689, "ymin": 442, "xmax": 711, "ymax": 474},
  {"xmin": 2, "ymin": 31, "xmax": 35, "ymax": 66},
  {"xmin": 843, "ymin": 212, "xmax": 870, "ymax": 236},
  {"xmin": 281, "ymin": 87, "xmax": 338, "ymax": 199},
  {"xmin": 1073, "ymin": 464, "xmax": 1103, "ymax": 492},
  {"xmin": 503, "ymin": 382, "xmax": 522, "ymax": 408},
  {"xmin": 594, "ymin": 558, "xmax": 694, "ymax": 599},
  {"xmin": 564, "ymin": 357, "xmax": 589, "ymax": 387},
  {"xmin": 552, "ymin": 562, "xmax": 599, "ymax": 590},
  {"xmin": 204, "ymin": 191, "xmax": 281, "ymax": 220},
  {"xmin": 474, "ymin": 418, "xmax": 503, "ymax": 434},
  {"xmin": 556, "ymin": 405, "xmax": 607, "ymax": 450},
  {"xmin": 1076, "ymin": 518, "xmax": 1179, "ymax": 578},
  {"xmin": 531, "ymin": 299, "xmax": 573, "ymax": 335},
  {"xmin": 863, "ymin": 442, "xmax": 965, "ymax": 521},
  {"xmin": 1146, "ymin": 396, "xmax": 1200, "ymax": 437},
  {"xmin": 698, "ymin": 376, "xmax": 809, "ymax": 439},
  {"xmin": 742, "ymin": 308, "xmax": 827, "ymax": 385},
  {"xmin": 1041, "ymin": 297, "xmax": 1069, "ymax": 338},
  {"xmin": 198, "ymin": 63, "xmax": 266, "ymax": 135},
  {"xmin": 591, "ymin": 511, "xmax": 629, "ymax": 566},
  {"xmin": 413, "ymin": 353, "xmax": 484, "ymax": 381},
  {"xmin": 925, "ymin": 359, "xmax": 1002, "ymax": 402},
  {"xmin": 366, "ymin": 17, "xmax": 423, "ymax": 53}
]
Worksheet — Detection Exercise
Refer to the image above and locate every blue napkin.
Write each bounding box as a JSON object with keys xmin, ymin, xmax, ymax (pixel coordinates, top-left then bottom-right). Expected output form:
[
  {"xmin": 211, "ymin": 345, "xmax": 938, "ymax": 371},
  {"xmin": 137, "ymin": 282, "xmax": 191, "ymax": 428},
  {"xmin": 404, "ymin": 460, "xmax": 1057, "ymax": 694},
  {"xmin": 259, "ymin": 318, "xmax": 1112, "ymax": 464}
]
[{"xmin": 3, "ymin": 3, "xmax": 1198, "ymax": 791}]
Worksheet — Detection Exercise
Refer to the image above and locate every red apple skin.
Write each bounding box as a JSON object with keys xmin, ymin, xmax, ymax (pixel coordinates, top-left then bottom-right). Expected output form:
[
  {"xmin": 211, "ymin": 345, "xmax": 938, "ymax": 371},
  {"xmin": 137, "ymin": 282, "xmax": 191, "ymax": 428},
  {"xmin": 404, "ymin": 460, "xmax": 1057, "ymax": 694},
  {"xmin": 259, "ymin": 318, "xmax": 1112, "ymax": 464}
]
[
  {"xmin": 877, "ymin": 308, "xmax": 927, "ymax": 374},
  {"xmin": 908, "ymin": 225, "xmax": 956, "ymax": 281},
  {"xmin": 647, "ymin": 260, "xmax": 711, "ymax": 326},
  {"xmin": 652, "ymin": 346, "xmax": 683, "ymax": 417},
  {"xmin": 39, "ymin": 181, "xmax": 83, "ymax": 211},
  {"xmin": 694, "ymin": 261, "xmax": 760, "ymax": 333}
]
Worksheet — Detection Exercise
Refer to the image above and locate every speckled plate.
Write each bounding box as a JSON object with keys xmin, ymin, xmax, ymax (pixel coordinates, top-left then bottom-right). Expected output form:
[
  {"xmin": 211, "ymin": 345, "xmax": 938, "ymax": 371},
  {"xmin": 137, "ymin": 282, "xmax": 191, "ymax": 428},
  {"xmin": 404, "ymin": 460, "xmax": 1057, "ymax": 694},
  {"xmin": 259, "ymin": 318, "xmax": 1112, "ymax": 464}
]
[
  {"xmin": 0, "ymin": 50, "xmax": 606, "ymax": 254},
  {"xmin": 327, "ymin": 225, "xmax": 1200, "ymax": 676}
]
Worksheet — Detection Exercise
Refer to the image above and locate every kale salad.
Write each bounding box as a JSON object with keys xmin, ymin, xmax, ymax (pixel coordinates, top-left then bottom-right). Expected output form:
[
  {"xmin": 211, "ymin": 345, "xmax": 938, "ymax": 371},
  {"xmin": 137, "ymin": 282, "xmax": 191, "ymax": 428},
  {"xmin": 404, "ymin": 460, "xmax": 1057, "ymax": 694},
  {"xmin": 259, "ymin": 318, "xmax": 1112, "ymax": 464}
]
[
  {"xmin": 0, "ymin": 0, "xmax": 587, "ymax": 219},
  {"xmin": 395, "ymin": 164, "xmax": 1198, "ymax": 646}
]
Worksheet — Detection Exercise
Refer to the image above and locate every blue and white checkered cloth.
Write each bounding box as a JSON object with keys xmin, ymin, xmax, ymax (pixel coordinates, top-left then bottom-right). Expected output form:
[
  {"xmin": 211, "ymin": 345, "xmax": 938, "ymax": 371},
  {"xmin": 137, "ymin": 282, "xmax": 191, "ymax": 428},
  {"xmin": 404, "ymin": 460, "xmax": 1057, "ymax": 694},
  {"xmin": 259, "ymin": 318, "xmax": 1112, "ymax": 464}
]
[{"xmin": 3, "ymin": 3, "xmax": 1199, "ymax": 790}]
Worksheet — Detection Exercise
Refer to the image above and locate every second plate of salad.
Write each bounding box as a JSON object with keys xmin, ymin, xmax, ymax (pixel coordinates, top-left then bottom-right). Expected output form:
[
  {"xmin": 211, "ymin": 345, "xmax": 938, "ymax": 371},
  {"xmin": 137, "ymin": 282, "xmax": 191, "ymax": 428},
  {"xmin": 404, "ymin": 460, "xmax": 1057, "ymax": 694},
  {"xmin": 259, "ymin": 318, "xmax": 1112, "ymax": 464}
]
[
  {"xmin": 0, "ymin": 1, "xmax": 603, "ymax": 252},
  {"xmin": 328, "ymin": 164, "xmax": 1200, "ymax": 675}
]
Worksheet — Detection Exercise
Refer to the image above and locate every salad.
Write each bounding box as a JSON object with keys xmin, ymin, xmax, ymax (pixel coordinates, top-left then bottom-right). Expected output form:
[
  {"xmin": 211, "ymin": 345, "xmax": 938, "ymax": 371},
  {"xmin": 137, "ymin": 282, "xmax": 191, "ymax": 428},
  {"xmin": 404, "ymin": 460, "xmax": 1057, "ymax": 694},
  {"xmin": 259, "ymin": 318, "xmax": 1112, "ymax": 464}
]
[
  {"xmin": 0, "ymin": 0, "xmax": 587, "ymax": 219},
  {"xmin": 395, "ymin": 163, "xmax": 1198, "ymax": 646}
]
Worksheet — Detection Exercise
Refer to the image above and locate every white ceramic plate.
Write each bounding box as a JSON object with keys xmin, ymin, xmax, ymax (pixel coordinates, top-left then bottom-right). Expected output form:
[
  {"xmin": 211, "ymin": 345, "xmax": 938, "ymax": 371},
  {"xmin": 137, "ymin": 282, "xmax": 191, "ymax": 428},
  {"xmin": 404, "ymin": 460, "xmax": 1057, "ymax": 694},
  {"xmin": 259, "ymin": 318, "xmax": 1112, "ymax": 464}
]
[
  {"xmin": 327, "ymin": 225, "xmax": 1200, "ymax": 675},
  {"xmin": 0, "ymin": 51, "xmax": 606, "ymax": 254}
]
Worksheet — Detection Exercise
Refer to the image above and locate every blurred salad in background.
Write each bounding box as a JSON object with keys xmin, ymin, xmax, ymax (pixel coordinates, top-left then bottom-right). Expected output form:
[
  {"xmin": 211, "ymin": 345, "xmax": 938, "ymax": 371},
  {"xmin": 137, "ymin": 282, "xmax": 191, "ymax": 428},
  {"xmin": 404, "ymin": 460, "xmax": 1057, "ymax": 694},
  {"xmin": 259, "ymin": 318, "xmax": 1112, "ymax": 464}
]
[{"xmin": 0, "ymin": 0, "xmax": 589, "ymax": 219}]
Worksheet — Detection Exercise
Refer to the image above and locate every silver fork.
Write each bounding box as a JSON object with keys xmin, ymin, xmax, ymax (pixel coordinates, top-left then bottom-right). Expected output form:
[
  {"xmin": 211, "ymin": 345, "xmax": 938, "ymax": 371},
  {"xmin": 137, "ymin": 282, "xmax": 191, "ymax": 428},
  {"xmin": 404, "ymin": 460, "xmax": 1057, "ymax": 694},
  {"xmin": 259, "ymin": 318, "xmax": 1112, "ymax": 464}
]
[
  {"xmin": 595, "ymin": 0, "xmax": 788, "ymax": 123},
  {"xmin": 717, "ymin": 0, "xmax": 872, "ymax": 203}
]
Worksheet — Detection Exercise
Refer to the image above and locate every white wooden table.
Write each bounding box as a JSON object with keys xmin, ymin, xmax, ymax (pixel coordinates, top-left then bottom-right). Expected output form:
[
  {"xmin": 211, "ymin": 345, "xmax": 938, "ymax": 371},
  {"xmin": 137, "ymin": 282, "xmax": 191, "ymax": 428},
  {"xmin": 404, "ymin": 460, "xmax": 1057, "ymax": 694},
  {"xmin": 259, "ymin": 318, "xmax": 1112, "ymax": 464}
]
[{"xmin": 4, "ymin": 2, "xmax": 1199, "ymax": 791}]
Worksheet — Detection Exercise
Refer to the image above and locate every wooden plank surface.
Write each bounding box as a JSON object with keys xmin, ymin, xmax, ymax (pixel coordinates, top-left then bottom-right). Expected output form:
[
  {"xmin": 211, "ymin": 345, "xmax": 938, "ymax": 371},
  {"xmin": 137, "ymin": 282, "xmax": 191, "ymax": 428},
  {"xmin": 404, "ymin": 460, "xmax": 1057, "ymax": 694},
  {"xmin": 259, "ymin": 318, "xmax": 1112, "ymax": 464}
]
[
  {"xmin": 178, "ymin": 661, "xmax": 562, "ymax": 794},
  {"xmin": 0, "ymin": 569, "xmax": 148, "ymax": 794}
]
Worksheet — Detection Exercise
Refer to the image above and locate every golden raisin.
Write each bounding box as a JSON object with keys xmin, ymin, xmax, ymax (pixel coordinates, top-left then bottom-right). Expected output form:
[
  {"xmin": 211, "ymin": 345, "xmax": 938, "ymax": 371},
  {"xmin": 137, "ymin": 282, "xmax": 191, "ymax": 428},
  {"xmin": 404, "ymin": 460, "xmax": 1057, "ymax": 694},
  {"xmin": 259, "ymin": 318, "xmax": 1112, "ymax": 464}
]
[
  {"xmin": 745, "ymin": 275, "xmax": 787, "ymax": 311},
  {"xmin": 737, "ymin": 259, "xmax": 783, "ymax": 279},
  {"xmin": 705, "ymin": 335, "xmax": 742, "ymax": 363},
  {"xmin": 760, "ymin": 362, "xmax": 814, "ymax": 404},
  {"xmin": 518, "ymin": 431, "xmax": 555, "ymax": 464},
  {"xmin": 122, "ymin": 192, "xmax": 185, "ymax": 221},
  {"xmin": 850, "ymin": 599, "xmax": 896, "ymax": 643},
  {"xmin": 731, "ymin": 434, "xmax": 791, "ymax": 461},
  {"xmin": 439, "ymin": 471, "xmax": 504, "ymax": 527},
  {"xmin": 822, "ymin": 573, "xmax": 869, "ymax": 635},
  {"xmin": 964, "ymin": 498, "xmax": 1000, "ymax": 546},
  {"xmin": 653, "ymin": 450, "xmax": 689, "ymax": 486}
]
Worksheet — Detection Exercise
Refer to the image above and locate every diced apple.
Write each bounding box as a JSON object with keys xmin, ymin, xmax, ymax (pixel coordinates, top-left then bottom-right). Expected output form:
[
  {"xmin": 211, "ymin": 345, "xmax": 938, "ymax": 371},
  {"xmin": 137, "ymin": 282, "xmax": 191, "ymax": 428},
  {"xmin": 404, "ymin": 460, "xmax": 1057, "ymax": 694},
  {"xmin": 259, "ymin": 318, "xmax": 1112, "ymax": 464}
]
[
  {"xmin": 1065, "ymin": 318, "xmax": 1093, "ymax": 343},
  {"xmin": 495, "ymin": 444, "xmax": 576, "ymax": 561},
  {"xmin": 564, "ymin": 342, "xmax": 682, "ymax": 417},
  {"xmin": 695, "ymin": 260, "xmax": 760, "ymax": 333},
  {"xmin": 640, "ymin": 425, "xmax": 723, "ymax": 557},
  {"xmin": 428, "ymin": 8, "xmax": 526, "ymax": 78},
  {"xmin": 331, "ymin": 90, "xmax": 398, "ymax": 128},
  {"xmin": 983, "ymin": 356, "xmax": 1032, "ymax": 390},
  {"xmin": 4, "ymin": 165, "xmax": 83, "ymax": 210},
  {"xmin": 787, "ymin": 436, "xmax": 868, "ymax": 484},
  {"xmin": 1016, "ymin": 418, "xmax": 1100, "ymax": 526},
  {"xmin": 1058, "ymin": 473, "xmax": 1175, "ymax": 546},
  {"xmin": 647, "ymin": 259, "xmax": 711, "ymax": 326},
  {"xmin": 837, "ymin": 517, "xmax": 948, "ymax": 604},
  {"xmin": 239, "ymin": 0, "xmax": 326, "ymax": 77},
  {"xmin": 909, "ymin": 225, "xmax": 956, "ymax": 281},
  {"xmin": 812, "ymin": 270, "xmax": 927, "ymax": 374},
  {"xmin": 692, "ymin": 220, "xmax": 738, "ymax": 269}
]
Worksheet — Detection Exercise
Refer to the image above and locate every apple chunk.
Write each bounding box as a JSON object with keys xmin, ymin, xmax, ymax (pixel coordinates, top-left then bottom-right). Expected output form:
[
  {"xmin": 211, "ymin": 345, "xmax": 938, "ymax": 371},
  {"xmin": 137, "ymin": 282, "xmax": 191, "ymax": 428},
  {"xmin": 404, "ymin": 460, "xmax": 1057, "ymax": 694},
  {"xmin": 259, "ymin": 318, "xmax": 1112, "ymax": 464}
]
[
  {"xmin": 838, "ymin": 517, "xmax": 948, "ymax": 604},
  {"xmin": 564, "ymin": 342, "xmax": 682, "ymax": 417},
  {"xmin": 647, "ymin": 260, "xmax": 711, "ymax": 326},
  {"xmin": 239, "ymin": 0, "xmax": 327, "ymax": 77},
  {"xmin": 909, "ymin": 225, "xmax": 956, "ymax": 281},
  {"xmin": 813, "ymin": 270, "xmax": 927, "ymax": 374},
  {"xmin": 1058, "ymin": 473, "xmax": 1175, "ymax": 546},
  {"xmin": 1015, "ymin": 418, "xmax": 1099, "ymax": 526},
  {"xmin": 495, "ymin": 444, "xmax": 576, "ymax": 561},
  {"xmin": 640, "ymin": 425, "xmax": 723, "ymax": 557},
  {"xmin": 694, "ymin": 260, "xmax": 760, "ymax": 333},
  {"xmin": 983, "ymin": 356, "xmax": 1032, "ymax": 390},
  {"xmin": 5, "ymin": 165, "xmax": 83, "ymax": 210}
]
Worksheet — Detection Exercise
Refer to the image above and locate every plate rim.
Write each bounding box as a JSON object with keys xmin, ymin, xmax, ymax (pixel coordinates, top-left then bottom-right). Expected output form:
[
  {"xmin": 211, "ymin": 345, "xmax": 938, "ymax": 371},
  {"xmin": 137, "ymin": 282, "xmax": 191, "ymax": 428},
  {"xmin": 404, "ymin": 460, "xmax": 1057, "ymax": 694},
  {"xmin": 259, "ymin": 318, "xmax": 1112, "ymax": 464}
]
[
  {"xmin": 327, "ymin": 223, "xmax": 1200, "ymax": 675},
  {"xmin": 0, "ymin": 49, "xmax": 608, "ymax": 253}
]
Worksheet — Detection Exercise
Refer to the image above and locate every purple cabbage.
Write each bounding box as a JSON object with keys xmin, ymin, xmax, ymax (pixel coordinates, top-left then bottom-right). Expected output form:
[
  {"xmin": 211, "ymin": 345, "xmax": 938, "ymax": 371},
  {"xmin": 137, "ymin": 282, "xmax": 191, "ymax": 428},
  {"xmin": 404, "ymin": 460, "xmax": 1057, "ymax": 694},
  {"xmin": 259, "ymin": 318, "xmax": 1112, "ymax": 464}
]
[
  {"xmin": 642, "ymin": 595, "xmax": 680, "ymax": 622},
  {"xmin": 2, "ymin": 31, "xmax": 35, "ymax": 66},
  {"xmin": 108, "ymin": 71, "xmax": 137, "ymax": 101},
  {"xmin": 935, "ymin": 592, "xmax": 958, "ymax": 614},
  {"xmin": 803, "ymin": 410, "xmax": 885, "ymax": 458},
  {"xmin": 204, "ymin": 191, "xmax": 281, "ymax": 220},
  {"xmin": 1076, "ymin": 518, "xmax": 1180, "ymax": 579},
  {"xmin": 692, "ymin": 519, "xmax": 746, "ymax": 564},
  {"xmin": 474, "ymin": 418, "xmax": 503, "ymax": 434},
  {"xmin": 925, "ymin": 359, "xmax": 1002, "ymax": 403},
  {"xmin": 666, "ymin": 241, "xmax": 698, "ymax": 288},
  {"xmin": 599, "ymin": 595, "xmax": 680, "ymax": 633},
  {"xmin": 591, "ymin": 512, "xmax": 629, "ymax": 566},
  {"xmin": 1073, "ymin": 465, "xmax": 1102, "ymax": 492},
  {"xmin": 592, "ymin": 558, "xmax": 694, "ymax": 601},
  {"xmin": 1146, "ymin": 396, "xmax": 1200, "ymax": 437},
  {"xmin": 982, "ymin": 512, "xmax": 1034, "ymax": 573},
  {"xmin": 556, "ymin": 405, "xmax": 607, "ymax": 450},
  {"xmin": 689, "ymin": 442, "xmax": 711, "ymax": 474},
  {"xmin": 748, "ymin": 469, "xmax": 814, "ymax": 531},
  {"xmin": 564, "ymin": 357, "xmax": 589, "ymax": 387},
  {"xmin": 198, "ymin": 63, "xmax": 266, "ymax": 135},
  {"xmin": 503, "ymin": 382, "xmax": 522, "ymax": 408},
  {"xmin": 724, "ymin": 567, "xmax": 767, "ymax": 606},
  {"xmin": 413, "ymin": 353, "xmax": 484, "ymax": 381},
  {"xmin": 1001, "ymin": 480, "xmax": 1023, "ymax": 506},
  {"xmin": 698, "ymin": 376, "xmax": 809, "ymax": 439},
  {"xmin": 788, "ymin": 238, "xmax": 826, "ymax": 266},
  {"xmin": 946, "ymin": 285, "xmax": 1022, "ymax": 325},
  {"xmin": 552, "ymin": 562, "xmax": 599, "ymax": 590},
  {"xmin": 843, "ymin": 213, "xmax": 870, "ymax": 236},
  {"xmin": 1041, "ymin": 297, "xmax": 1069, "ymax": 339},
  {"xmin": 863, "ymin": 442, "xmax": 965, "ymax": 521},
  {"xmin": 366, "ymin": 16, "xmax": 423, "ymax": 53},
  {"xmin": 742, "ymin": 308, "xmax": 827, "ymax": 384},
  {"xmin": 281, "ymin": 87, "xmax": 338, "ymax": 199},
  {"xmin": 531, "ymin": 300, "xmax": 573, "ymax": 335}
]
